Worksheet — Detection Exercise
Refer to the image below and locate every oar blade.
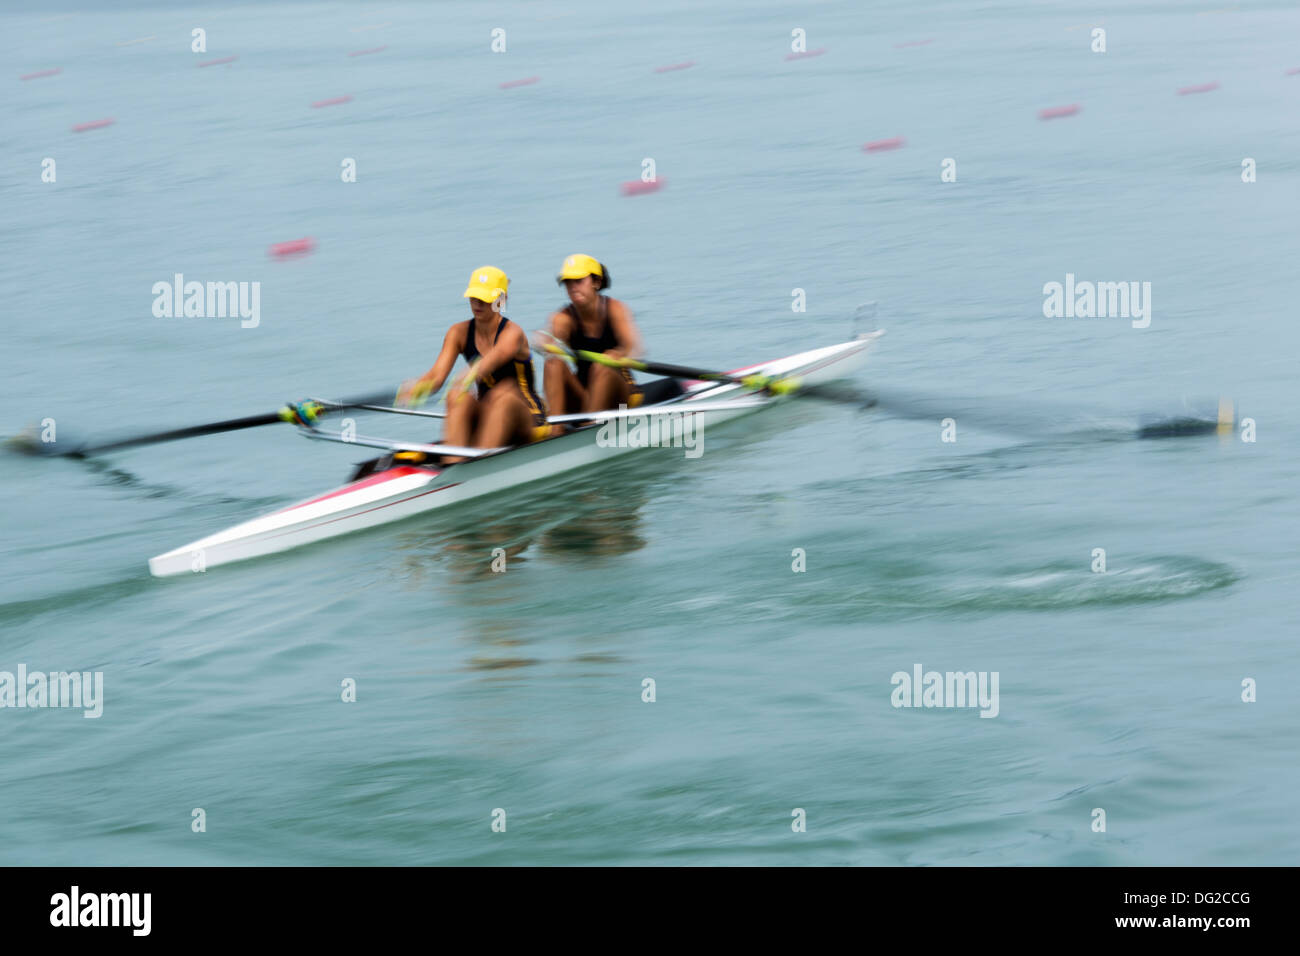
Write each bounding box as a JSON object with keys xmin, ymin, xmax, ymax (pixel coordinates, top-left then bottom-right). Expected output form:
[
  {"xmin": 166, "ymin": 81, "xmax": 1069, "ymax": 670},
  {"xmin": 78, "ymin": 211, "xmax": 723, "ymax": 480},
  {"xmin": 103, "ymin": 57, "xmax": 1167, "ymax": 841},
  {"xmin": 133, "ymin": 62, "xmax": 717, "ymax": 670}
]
[
  {"xmin": 862, "ymin": 385, "xmax": 1236, "ymax": 442},
  {"xmin": 5, "ymin": 427, "xmax": 84, "ymax": 457},
  {"xmin": 1136, "ymin": 398, "xmax": 1235, "ymax": 439}
]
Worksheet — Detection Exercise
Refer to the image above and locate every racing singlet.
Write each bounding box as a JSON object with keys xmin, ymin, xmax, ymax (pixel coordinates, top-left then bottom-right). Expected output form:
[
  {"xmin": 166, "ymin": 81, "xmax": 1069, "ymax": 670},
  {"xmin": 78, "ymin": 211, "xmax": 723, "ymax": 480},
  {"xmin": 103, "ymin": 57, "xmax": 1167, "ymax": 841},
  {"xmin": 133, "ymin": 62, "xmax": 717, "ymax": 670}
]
[
  {"xmin": 460, "ymin": 317, "xmax": 547, "ymax": 424},
  {"xmin": 563, "ymin": 296, "xmax": 636, "ymax": 393}
]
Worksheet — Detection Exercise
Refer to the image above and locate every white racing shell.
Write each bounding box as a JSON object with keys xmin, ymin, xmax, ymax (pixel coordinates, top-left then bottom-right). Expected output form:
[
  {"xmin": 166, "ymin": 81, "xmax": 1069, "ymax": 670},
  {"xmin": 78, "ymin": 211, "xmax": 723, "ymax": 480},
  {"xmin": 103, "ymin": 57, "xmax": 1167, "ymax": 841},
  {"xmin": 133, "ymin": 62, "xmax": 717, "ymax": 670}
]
[{"xmin": 148, "ymin": 334, "xmax": 883, "ymax": 577}]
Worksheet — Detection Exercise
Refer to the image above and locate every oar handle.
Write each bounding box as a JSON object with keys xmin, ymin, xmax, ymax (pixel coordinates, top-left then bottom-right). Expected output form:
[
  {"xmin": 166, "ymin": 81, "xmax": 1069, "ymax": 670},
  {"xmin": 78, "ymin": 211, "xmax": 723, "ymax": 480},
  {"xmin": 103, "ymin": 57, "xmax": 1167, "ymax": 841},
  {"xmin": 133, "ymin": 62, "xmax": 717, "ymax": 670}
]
[
  {"xmin": 573, "ymin": 348, "xmax": 643, "ymax": 371},
  {"xmin": 532, "ymin": 331, "xmax": 578, "ymax": 366},
  {"xmin": 542, "ymin": 338, "xmax": 753, "ymax": 386},
  {"xmin": 547, "ymin": 343, "xmax": 851, "ymax": 403},
  {"xmin": 574, "ymin": 348, "xmax": 771, "ymax": 386},
  {"xmin": 445, "ymin": 360, "xmax": 482, "ymax": 404}
]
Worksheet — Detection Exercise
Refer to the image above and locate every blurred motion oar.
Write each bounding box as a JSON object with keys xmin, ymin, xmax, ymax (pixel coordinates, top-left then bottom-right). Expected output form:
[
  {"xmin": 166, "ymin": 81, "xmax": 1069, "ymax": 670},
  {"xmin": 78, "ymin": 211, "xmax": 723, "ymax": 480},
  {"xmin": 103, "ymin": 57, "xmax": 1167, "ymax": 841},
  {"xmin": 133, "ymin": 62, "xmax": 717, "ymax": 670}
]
[
  {"xmin": 534, "ymin": 331, "xmax": 1234, "ymax": 441},
  {"xmin": 7, "ymin": 391, "xmax": 399, "ymax": 458},
  {"xmin": 858, "ymin": 386, "xmax": 1236, "ymax": 441},
  {"xmin": 535, "ymin": 340, "xmax": 874, "ymax": 406},
  {"xmin": 1136, "ymin": 398, "xmax": 1235, "ymax": 438}
]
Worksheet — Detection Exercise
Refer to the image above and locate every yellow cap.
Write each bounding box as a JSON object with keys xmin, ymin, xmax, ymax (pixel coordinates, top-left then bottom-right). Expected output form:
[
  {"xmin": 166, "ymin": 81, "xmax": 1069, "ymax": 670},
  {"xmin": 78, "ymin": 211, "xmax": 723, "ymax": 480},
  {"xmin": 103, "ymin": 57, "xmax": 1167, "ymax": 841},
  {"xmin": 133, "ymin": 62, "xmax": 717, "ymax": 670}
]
[
  {"xmin": 557, "ymin": 254, "xmax": 603, "ymax": 283},
  {"xmin": 463, "ymin": 266, "xmax": 509, "ymax": 303}
]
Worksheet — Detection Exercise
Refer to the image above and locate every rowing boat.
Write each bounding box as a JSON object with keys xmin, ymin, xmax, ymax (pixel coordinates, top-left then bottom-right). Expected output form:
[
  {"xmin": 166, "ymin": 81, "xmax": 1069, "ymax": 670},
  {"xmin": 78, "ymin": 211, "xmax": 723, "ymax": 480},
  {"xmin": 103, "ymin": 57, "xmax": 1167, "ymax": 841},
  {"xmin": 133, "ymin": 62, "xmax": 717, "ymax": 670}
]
[{"xmin": 147, "ymin": 333, "xmax": 883, "ymax": 576}]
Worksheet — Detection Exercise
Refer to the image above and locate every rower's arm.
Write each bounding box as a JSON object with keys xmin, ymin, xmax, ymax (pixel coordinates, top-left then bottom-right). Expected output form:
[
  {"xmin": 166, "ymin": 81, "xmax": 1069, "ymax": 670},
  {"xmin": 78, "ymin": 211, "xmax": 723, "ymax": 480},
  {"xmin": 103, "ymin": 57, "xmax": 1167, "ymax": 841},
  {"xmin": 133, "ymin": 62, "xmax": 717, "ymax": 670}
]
[
  {"xmin": 398, "ymin": 324, "xmax": 464, "ymax": 403},
  {"xmin": 532, "ymin": 309, "xmax": 575, "ymax": 359},
  {"xmin": 546, "ymin": 308, "xmax": 574, "ymax": 345},
  {"xmin": 475, "ymin": 322, "xmax": 530, "ymax": 382},
  {"xmin": 605, "ymin": 299, "xmax": 642, "ymax": 360}
]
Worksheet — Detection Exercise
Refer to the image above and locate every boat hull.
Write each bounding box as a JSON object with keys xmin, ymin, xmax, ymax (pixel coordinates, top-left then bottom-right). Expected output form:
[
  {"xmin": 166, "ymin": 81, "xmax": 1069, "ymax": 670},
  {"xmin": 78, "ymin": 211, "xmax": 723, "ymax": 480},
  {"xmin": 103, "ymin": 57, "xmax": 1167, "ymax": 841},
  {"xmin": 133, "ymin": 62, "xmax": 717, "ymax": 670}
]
[{"xmin": 148, "ymin": 334, "xmax": 881, "ymax": 576}]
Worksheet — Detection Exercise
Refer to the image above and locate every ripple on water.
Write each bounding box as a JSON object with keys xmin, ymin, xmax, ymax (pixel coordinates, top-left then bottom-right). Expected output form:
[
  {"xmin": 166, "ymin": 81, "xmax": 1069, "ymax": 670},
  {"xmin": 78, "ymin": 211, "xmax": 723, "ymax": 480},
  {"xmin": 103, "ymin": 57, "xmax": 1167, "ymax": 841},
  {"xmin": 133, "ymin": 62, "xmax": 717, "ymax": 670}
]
[{"xmin": 769, "ymin": 555, "xmax": 1239, "ymax": 622}]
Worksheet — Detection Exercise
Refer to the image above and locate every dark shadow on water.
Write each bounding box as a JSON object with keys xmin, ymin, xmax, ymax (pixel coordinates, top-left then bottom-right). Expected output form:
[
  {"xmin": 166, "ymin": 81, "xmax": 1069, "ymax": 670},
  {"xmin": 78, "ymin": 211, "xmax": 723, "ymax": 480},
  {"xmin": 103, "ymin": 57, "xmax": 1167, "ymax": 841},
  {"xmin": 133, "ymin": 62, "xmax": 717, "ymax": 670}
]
[
  {"xmin": 389, "ymin": 461, "xmax": 659, "ymax": 588},
  {"xmin": 378, "ymin": 434, "xmax": 789, "ymax": 675},
  {"xmin": 379, "ymin": 409, "xmax": 809, "ymax": 587},
  {"xmin": 75, "ymin": 455, "xmax": 284, "ymax": 508}
]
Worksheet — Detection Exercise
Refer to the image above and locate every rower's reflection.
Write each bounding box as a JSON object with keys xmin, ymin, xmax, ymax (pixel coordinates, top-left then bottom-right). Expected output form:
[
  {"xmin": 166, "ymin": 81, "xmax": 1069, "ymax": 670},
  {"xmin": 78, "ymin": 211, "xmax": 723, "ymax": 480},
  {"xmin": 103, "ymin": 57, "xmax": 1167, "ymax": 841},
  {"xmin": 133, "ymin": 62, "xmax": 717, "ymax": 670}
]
[
  {"xmin": 438, "ymin": 483, "xmax": 648, "ymax": 579},
  {"xmin": 535, "ymin": 487, "xmax": 648, "ymax": 558},
  {"xmin": 391, "ymin": 463, "xmax": 657, "ymax": 588},
  {"xmin": 458, "ymin": 619, "xmax": 540, "ymax": 676},
  {"xmin": 388, "ymin": 472, "xmax": 654, "ymax": 674}
]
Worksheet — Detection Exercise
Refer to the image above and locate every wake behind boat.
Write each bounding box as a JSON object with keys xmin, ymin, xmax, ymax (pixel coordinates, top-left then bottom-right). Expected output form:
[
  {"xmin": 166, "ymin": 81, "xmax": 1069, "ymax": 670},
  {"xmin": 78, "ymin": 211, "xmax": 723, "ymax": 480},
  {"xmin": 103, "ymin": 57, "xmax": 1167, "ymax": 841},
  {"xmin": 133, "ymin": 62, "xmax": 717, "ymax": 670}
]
[{"xmin": 146, "ymin": 333, "xmax": 884, "ymax": 577}]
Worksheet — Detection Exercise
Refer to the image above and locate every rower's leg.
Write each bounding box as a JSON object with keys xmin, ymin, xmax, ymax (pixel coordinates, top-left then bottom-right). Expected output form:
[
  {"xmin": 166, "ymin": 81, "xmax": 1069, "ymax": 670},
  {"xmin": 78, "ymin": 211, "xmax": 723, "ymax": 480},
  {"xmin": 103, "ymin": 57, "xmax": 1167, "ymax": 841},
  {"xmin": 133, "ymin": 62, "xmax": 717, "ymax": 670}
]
[
  {"xmin": 582, "ymin": 363, "xmax": 633, "ymax": 413},
  {"xmin": 476, "ymin": 387, "xmax": 537, "ymax": 447},
  {"xmin": 544, "ymin": 358, "xmax": 586, "ymax": 417},
  {"xmin": 442, "ymin": 390, "xmax": 479, "ymax": 463}
]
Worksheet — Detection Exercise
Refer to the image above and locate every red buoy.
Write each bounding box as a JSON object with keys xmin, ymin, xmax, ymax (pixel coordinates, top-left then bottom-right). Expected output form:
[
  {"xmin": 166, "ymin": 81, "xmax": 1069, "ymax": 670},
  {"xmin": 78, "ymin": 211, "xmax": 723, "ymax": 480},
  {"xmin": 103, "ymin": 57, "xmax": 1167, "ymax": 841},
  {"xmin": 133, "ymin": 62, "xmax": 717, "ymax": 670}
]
[
  {"xmin": 620, "ymin": 179, "xmax": 665, "ymax": 196},
  {"xmin": 862, "ymin": 136, "xmax": 905, "ymax": 152},
  {"xmin": 269, "ymin": 237, "xmax": 316, "ymax": 258},
  {"xmin": 785, "ymin": 48, "xmax": 827, "ymax": 61},
  {"xmin": 499, "ymin": 76, "xmax": 540, "ymax": 89},
  {"xmin": 1176, "ymin": 81, "xmax": 1219, "ymax": 95},
  {"xmin": 311, "ymin": 95, "xmax": 352, "ymax": 108},
  {"xmin": 71, "ymin": 118, "xmax": 115, "ymax": 132},
  {"xmin": 20, "ymin": 67, "xmax": 62, "ymax": 80},
  {"xmin": 1038, "ymin": 104, "xmax": 1081, "ymax": 120},
  {"xmin": 653, "ymin": 61, "xmax": 695, "ymax": 73},
  {"xmin": 1287, "ymin": 67, "xmax": 1300, "ymax": 76}
]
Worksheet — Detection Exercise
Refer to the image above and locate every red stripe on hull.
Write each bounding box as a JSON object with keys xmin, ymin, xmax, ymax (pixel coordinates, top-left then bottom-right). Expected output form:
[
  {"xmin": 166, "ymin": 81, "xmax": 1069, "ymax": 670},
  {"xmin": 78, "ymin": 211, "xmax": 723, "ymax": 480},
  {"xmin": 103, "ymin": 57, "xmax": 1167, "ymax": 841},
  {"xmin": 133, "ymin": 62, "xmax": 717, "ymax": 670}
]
[
  {"xmin": 278, "ymin": 466, "xmax": 438, "ymax": 514},
  {"xmin": 264, "ymin": 482, "xmax": 462, "ymax": 541}
]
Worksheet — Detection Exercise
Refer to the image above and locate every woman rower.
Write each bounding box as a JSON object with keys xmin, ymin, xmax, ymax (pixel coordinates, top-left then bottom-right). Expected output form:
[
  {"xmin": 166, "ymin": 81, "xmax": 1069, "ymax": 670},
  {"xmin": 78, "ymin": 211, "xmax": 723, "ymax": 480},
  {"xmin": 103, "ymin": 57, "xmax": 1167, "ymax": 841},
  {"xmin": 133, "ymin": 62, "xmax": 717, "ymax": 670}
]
[
  {"xmin": 397, "ymin": 266, "xmax": 549, "ymax": 461},
  {"xmin": 541, "ymin": 254, "xmax": 646, "ymax": 416}
]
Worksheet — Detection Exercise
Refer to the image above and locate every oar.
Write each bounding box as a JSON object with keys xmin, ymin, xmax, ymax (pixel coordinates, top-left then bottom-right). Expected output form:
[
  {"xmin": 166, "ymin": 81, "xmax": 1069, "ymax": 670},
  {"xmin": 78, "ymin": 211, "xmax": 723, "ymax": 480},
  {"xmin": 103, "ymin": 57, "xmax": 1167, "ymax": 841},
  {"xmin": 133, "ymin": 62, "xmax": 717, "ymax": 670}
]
[
  {"xmin": 535, "ymin": 341, "xmax": 874, "ymax": 406},
  {"xmin": 535, "ymin": 336, "xmax": 1234, "ymax": 441},
  {"xmin": 857, "ymin": 385, "xmax": 1235, "ymax": 442},
  {"xmin": 8, "ymin": 391, "xmax": 399, "ymax": 458}
]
